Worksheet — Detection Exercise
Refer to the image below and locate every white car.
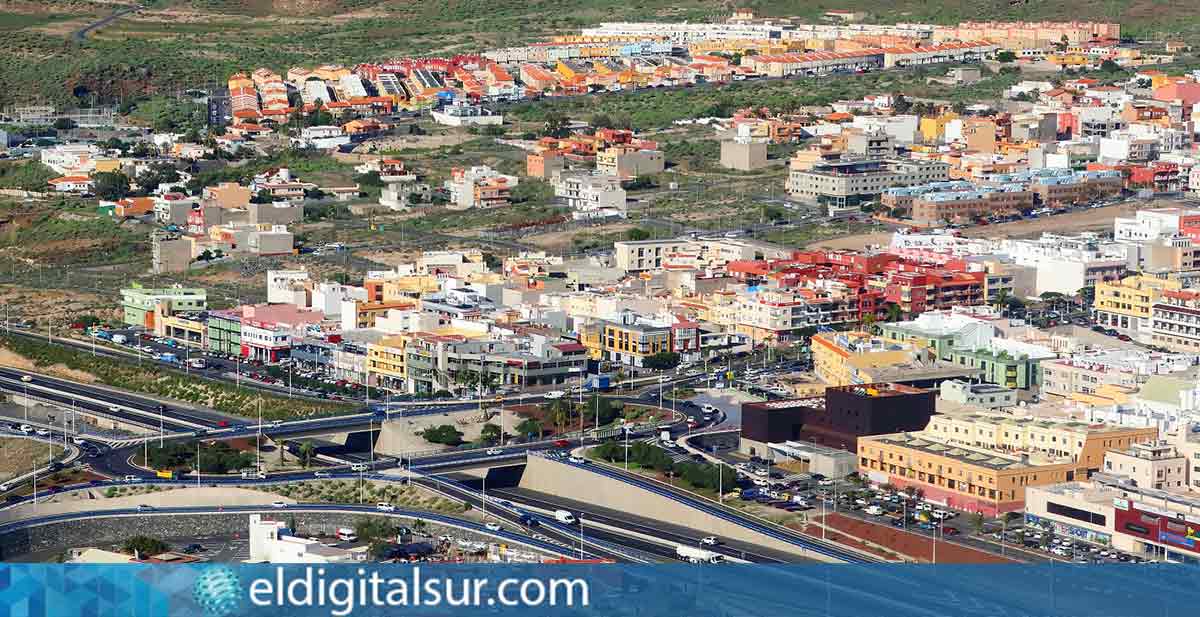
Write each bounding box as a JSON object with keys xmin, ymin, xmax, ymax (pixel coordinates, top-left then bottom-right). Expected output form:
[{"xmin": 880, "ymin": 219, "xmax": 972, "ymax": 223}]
[
  {"xmin": 18, "ymin": 425, "xmax": 32, "ymax": 434},
  {"xmin": 484, "ymin": 522, "xmax": 502, "ymax": 532},
  {"xmin": 271, "ymin": 501, "xmax": 287, "ymax": 508},
  {"xmin": 124, "ymin": 475, "xmax": 141, "ymax": 483},
  {"xmin": 136, "ymin": 504, "xmax": 154, "ymax": 512},
  {"xmin": 544, "ymin": 390, "xmax": 566, "ymax": 400},
  {"xmin": 485, "ymin": 448, "xmax": 503, "ymax": 456},
  {"xmin": 376, "ymin": 503, "xmax": 396, "ymax": 512},
  {"xmin": 35, "ymin": 428, "xmax": 49, "ymax": 436},
  {"xmin": 701, "ymin": 536, "xmax": 720, "ymax": 546},
  {"xmin": 71, "ymin": 437, "xmax": 85, "ymax": 445},
  {"xmin": 567, "ymin": 456, "xmax": 586, "ymax": 464},
  {"xmin": 20, "ymin": 375, "xmax": 32, "ymax": 383},
  {"xmin": 350, "ymin": 463, "xmax": 368, "ymax": 472},
  {"xmin": 658, "ymin": 375, "xmax": 671, "ymax": 383},
  {"xmin": 313, "ymin": 471, "xmax": 331, "ymax": 478}
]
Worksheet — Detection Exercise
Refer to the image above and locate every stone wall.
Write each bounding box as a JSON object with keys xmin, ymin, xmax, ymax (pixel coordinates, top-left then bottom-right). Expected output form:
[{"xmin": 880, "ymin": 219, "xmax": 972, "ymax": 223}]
[{"xmin": 0, "ymin": 511, "xmax": 482, "ymax": 560}]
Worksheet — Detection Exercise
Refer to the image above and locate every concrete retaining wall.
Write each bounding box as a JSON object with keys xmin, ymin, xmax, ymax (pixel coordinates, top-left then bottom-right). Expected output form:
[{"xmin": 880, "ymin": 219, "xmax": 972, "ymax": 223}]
[
  {"xmin": 519, "ymin": 456, "xmax": 832, "ymax": 561},
  {"xmin": 0, "ymin": 512, "xmax": 487, "ymax": 560}
]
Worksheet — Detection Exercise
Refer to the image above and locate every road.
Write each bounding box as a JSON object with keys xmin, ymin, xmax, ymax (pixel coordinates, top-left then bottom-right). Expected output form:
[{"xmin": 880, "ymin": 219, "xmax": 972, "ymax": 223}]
[{"xmin": 72, "ymin": 3, "xmax": 140, "ymax": 42}]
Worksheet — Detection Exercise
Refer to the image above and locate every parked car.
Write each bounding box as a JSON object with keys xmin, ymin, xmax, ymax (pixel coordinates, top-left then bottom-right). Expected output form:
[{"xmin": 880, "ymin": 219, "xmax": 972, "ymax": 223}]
[{"xmin": 376, "ymin": 502, "xmax": 396, "ymax": 512}]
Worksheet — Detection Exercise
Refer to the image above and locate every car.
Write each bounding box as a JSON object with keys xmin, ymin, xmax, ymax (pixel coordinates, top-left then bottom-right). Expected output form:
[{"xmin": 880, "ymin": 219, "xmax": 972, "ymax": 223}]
[
  {"xmin": 553, "ymin": 439, "xmax": 571, "ymax": 448},
  {"xmin": 20, "ymin": 375, "xmax": 32, "ymax": 383},
  {"xmin": 35, "ymin": 428, "xmax": 49, "ymax": 436},
  {"xmin": 136, "ymin": 504, "xmax": 154, "ymax": 512},
  {"xmin": 183, "ymin": 543, "xmax": 204, "ymax": 554},
  {"xmin": 313, "ymin": 471, "xmax": 331, "ymax": 478},
  {"xmin": 544, "ymin": 390, "xmax": 566, "ymax": 400},
  {"xmin": 271, "ymin": 501, "xmax": 287, "ymax": 508},
  {"xmin": 658, "ymin": 375, "xmax": 671, "ymax": 383},
  {"xmin": 350, "ymin": 463, "xmax": 368, "ymax": 472},
  {"xmin": 700, "ymin": 536, "xmax": 721, "ymax": 546},
  {"xmin": 124, "ymin": 475, "xmax": 141, "ymax": 483},
  {"xmin": 71, "ymin": 436, "xmax": 85, "ymax": 445},
  {"xmin": 567, "ymin": 456, "xmax": 586, "ymax": 464},
  {"xmin": 376, "ymin": 502, "xmax": 396, "ymax": 512},
  {"xmin": 484, "ymin": 522, "xmax": 502, "ymax": 532},
  {"xmin": 817, "ymin": 478, "xmax": 835, "ymax": 486},
  {"xmin": 942, "ymin": 527, "xmax": 961, "ymax": 536},
  {"xmin": 485, "ymin": 448, "xmax": 503, "ymax": 456},
  {"xmin": 1117, "ymin": 334, "xmax": 1132, "ymax": 342}
]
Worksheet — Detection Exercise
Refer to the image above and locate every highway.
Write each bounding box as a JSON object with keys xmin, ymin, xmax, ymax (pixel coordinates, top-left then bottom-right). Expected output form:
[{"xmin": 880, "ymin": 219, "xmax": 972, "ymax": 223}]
[{"xmin": 545, "ymin": 454, "xmax": 884, "ymax": 563}]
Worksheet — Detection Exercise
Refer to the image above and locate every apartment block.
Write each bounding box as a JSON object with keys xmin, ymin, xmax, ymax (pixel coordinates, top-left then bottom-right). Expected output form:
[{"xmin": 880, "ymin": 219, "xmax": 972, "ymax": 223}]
[
  {"xmin": 787, "ymin": 158, "xmax": 951, "ymax": 207},
  {"xmin": 444, "ymin": 166, "xmax": 519, "ymax": 210}
]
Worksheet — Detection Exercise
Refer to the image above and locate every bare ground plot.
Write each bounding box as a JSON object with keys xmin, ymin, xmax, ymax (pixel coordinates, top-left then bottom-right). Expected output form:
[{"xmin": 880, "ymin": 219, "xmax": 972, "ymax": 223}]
[
  {"xmin": 524, "ymin": 223, "xmax": 636, "ymax": 252},
  {"xmin": 0, "ymin": 437, "xmax": 65, "ymax": 480}
]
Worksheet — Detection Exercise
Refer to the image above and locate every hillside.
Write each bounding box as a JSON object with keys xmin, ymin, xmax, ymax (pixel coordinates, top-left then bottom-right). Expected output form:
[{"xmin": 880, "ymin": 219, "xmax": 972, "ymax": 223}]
[{"xmin": 0, "ymin": 0, "xmax": 1197, "ymax": 107}]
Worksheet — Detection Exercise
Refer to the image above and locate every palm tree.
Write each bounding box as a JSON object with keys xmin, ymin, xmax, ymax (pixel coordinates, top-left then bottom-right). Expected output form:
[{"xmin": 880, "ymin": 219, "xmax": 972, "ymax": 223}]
[
  {"xmin": 885, "ymin": 302, "xmax": 903, "ymax": 323},
  {"xmin": 992, "ymin": 288, "xmax": 1010, "ymax": 317},
  {"xmin": 298, "ymin": 441, "xmax": 315, "ymax": 468},
  {"xmin": 551, "ymin": 399, "xmax": 570, "ymax": 435},
  {"xmin": 861, "ymin": 313, "xmax": 878, "ymax": 334}
]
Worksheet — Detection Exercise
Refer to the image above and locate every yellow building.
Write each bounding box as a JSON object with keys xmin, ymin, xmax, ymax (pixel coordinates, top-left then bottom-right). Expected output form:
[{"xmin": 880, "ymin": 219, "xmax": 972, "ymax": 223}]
[
  {"xmin": 918, "ymin": 112, "xmax": 959, "ymax": 144},
  {"xmin": 858, "ymin": 414, "xmax": 1157, "ymax": 515},
  {"xmin": 379, "ymin": 276, "xmax": 441, "ymax": 301},
  {"xmin": 345, "ymin": 299, "xmax": 417, "ymax": 331},
  {"xmin": 367, "ymin": 335, "xmax": 410, "ymax": 391},
  {"xmin": 811, "ymin": 331, "xmax": 932, "ymax": 386},
  {"xmin": 1093, "ymin": 273, "xmax": 1181, "ymax": 335},
  {"xmin": 600, "ymin": 320, "xmax": 671, "ymax": 367}
]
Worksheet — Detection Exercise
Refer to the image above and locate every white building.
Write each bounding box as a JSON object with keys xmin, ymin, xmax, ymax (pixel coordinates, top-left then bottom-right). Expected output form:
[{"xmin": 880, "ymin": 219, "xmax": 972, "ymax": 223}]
[
  {"xmin": 297, "ymin": 126, "xmax": 350, "ymax": 150},
  {"xmin": 312, "ymin": 282, "xmax": 367, "ymax": 318},
  {"xmin": 40, "ymin": 143, "xmax": 101, "ymax": 175},
  {"xmin": 1099, "ymin": 130, "xmax": 1160, "ymax": 163},
  {"xmin": 553, "ymin": 172, "xmax": 627, "ymax": 219},
  {"xmin": 248, "ymin": 515, "xmax": 356, "ymax": 563},
  {"xmin": 430, "ymin": 100, "xmax": 503, "ymax": 127},
  {"xmin": 850, "ymin": 115, "xmax": 921, "ymax": 144},
  {"xmin": 267, "ymin": 270, "xmax": 310, "ymax": 305},
  {"xmin": 338, "ymin": 74, "xmax": 368, "ymax": 99}
]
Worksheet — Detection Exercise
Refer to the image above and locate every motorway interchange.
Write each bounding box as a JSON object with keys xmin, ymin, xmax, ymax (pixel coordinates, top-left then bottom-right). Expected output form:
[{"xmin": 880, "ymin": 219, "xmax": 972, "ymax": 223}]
[{"xmin": 0, "ymin": 361, "xmax": 867, "ymax": 564}]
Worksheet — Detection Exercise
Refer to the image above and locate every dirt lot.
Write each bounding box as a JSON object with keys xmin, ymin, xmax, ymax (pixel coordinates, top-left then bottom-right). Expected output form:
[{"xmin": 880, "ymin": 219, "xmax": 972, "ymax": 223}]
[
  {"xmin": 814, "ymin": 202, "xmax": 1147, "ymax": 252},
  {"xmin": 524, "ymin": 223, "xmax": 635, "ymax": 251},
  {"xmin": 0, "ymin": 437, "xmax": 65, "ymax": 481}
]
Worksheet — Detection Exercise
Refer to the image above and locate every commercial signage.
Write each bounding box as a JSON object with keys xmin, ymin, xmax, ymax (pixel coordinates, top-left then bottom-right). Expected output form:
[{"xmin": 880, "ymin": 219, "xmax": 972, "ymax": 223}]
[{"xmin": 1114, "ymin": 502, "xmax": 1200, "ymax": 554}]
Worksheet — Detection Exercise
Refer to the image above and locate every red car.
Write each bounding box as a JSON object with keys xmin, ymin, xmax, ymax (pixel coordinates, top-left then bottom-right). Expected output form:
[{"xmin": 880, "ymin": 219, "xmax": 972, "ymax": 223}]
[{"xmin": 552, "ymin": 439, "xmax": 570, "ymax": 448}]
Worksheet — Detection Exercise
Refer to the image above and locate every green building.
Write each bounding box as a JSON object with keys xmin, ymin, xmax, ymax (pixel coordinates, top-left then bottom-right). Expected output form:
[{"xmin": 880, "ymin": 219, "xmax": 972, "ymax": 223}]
[
  {"xmin": 120, "ymin": 286, "xmax": 207, "ymax": 329},
  {"xmin": 946, "ymin": 347, "xmax": 1044, "ymax": 389},
  {"xmin": 206, "ymin": 310, "xmax": 242, "ymax": 356}
]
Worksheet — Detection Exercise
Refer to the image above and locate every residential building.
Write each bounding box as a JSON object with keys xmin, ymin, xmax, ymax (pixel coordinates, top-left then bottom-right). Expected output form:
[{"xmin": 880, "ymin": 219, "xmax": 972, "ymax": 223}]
[
  {"xmin": 939, "ymin": 379, "xmax": 1018, "ymax": 409},
  {"xmin": 859, "ymin": 415, "xmax": 1157, "ymax": 515},
  {"xmin": 787, "ymin": 158, "xmax": 951, "ymax": 207},
  {"xmin": 1152, "ymin": 289, "xmax": 1200, "ymax": 352},
  {"xmin": 719, "ymin": 138, "xmax": 769, "ymax": 171},
  {"xmin": 612, "ymin": 238, "xmax": 696, "ymax": 273},
  {"xmin": 1041, "ymin": 349, "xmax": 1199, "ymax": 398},
  {"xmin": 249, "ymin": 515, "xmax": 355, "ymax": 563},
  {"xmin": 1103, "ymin": 441, "xmax": 1188, "ymax": 491},
  {"xmin": 811, "ymin": 330, "xmax": 980, "ymax": 387},
  {"xmin": 444, "ymin": 166, "xmax": 519, "ymax": 210},
  {"xmin": 947, "ymin": 341, "xmax": 1054, "ymax": 389},
  {"xmin": 596, "ymin": 144, "xmax": 664, "ymax": 178},
  {"xmin": 553, "ymin": 171, "xmax": 627, "ymax": 219},
  {"xmin": 430, "ymin": 100, "xmax": 503, "ymax": 126},
  {"xmin": 1093, "ymin": 274, "xmax": 1182, "ymax": 339}
]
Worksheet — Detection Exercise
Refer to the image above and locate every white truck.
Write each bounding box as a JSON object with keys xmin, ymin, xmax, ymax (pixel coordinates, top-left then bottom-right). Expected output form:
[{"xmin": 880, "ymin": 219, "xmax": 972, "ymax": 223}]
[
  {"xmin": 554, "ymin": 509, "xmax": 577, "ymax": 525},
  {"xmin": 676, "ymin": 545, "xmax": 724, "ymax": 564}
]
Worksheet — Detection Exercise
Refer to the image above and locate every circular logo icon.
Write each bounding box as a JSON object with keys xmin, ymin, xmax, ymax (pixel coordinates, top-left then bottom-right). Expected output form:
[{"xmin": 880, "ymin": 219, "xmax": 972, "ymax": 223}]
[{"xmin": 193, "ymin": 566, "xmax": 242, "ymax": 617}]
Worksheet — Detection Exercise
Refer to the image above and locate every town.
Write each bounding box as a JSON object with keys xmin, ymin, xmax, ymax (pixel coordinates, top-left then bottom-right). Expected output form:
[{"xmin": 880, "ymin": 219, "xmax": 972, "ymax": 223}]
[{"xmin": 1, "ymin": 5, "xmax": 1200, "ymax": 590}]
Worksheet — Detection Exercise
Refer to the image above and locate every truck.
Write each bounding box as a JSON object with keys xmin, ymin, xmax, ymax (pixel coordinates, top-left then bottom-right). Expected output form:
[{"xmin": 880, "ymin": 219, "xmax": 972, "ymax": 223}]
[
  {"xmin": 155, "ymin": 469, "xmax": 176, "ymax": 480},
  {"xmin": 554, "ymin": 509, "xmax": 577, "ymax": 525},
  {"xmin": 585, "ymin": 374, "xmax": 611, "ymax": 391},
  {"xmin": 676, "ymin": 545, "xmax": 724, "ymax": 564}
]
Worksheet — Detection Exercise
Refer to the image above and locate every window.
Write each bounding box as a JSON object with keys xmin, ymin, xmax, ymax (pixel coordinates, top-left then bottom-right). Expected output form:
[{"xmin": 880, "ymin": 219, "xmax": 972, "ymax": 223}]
[{"xmin": 1046, "ymin": 501, "xmax": 1106, "ymax": 526}]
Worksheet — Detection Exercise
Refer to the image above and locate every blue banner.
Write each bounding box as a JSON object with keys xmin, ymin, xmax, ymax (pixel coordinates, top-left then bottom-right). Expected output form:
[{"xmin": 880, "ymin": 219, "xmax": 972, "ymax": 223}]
[{"xmin": 0, "ymin": 563, "xmax": 1195, "ymax": 617}]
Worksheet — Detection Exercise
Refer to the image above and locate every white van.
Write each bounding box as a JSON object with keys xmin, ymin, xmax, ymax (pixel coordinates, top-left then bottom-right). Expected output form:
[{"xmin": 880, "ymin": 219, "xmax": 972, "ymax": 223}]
[
  {"xmin": 336, "ymin": 527, "xmax": 358, "ymax": 542},
  {"xmin": 554, "ymin": 509, "xmax": 577, "ymax": 525}
]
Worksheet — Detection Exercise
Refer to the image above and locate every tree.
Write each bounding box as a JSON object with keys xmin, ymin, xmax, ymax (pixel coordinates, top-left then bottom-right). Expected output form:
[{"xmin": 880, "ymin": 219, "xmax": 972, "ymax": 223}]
[
  {"xmin": 122, "ymin": 536, "xmax": 168, "ymax": 557},
  {"xmin": 892, "ymin": 93, "xmax": 912, "ymax": 114},
  {"xmin": 93, "ymin": 171, "xmax": 131, "ymax": 200},
  {"xmin": 642, "ymin": 351, "xmax": 681, "ymax": 371},
  {"xmin": 992, "ymin": 288, "xmax": 1010, "ymax": 316},
  {"xmin": 625, "ymin": 227, "xmax": 651, "ymax": 241},
  {"xmin": 53, "ymin": 118, "xmax": 76, "ymax": 131},
  {"xmin": 298, "ymin": 440, "xmax": 315, "ymax": 468},
  {"xmin": 967, "ymin": 512, "xmax": 986, "ymax": 535},
  {"xmin": 542, "ymin": 110, "xmax": 570, "ymax": 138},
  {"xmin": 515, "ymin": 417, "xmax": 543, "ymax": 439},
  {"xmin": 885, "ymin": 302, "xmax": 904, "ymax": 322},
  {"xmin": 550, "ymin": 399, "xmax": 571, "ymax": 435},
  {"xmin": 1100, "ymin": 59, "xmax": 1121, "ymax": 73},
  {"xmin": 478, "ymin": 423, "xmax": 502, "ymax": 444},
  {"xmin": 861, "ymin": 313, "xmax": 878, "ymax": 334},
  {"xmin": 420, "ymin": 424, "xmax": 463, "ymax": 445},
  {"xmin": 996, "ymin": 51, "xmax": 1018, "ymax": 63},
  {"xmin": 251, "ymin": 188, "xmax": 274, "ymax": 204}
]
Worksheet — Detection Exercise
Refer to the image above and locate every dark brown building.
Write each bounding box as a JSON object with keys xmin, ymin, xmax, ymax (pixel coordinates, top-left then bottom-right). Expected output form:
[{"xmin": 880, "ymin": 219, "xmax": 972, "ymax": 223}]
[{"xmin": 740, "ymin": 383, "xmax": 935, "ymax": 456}]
